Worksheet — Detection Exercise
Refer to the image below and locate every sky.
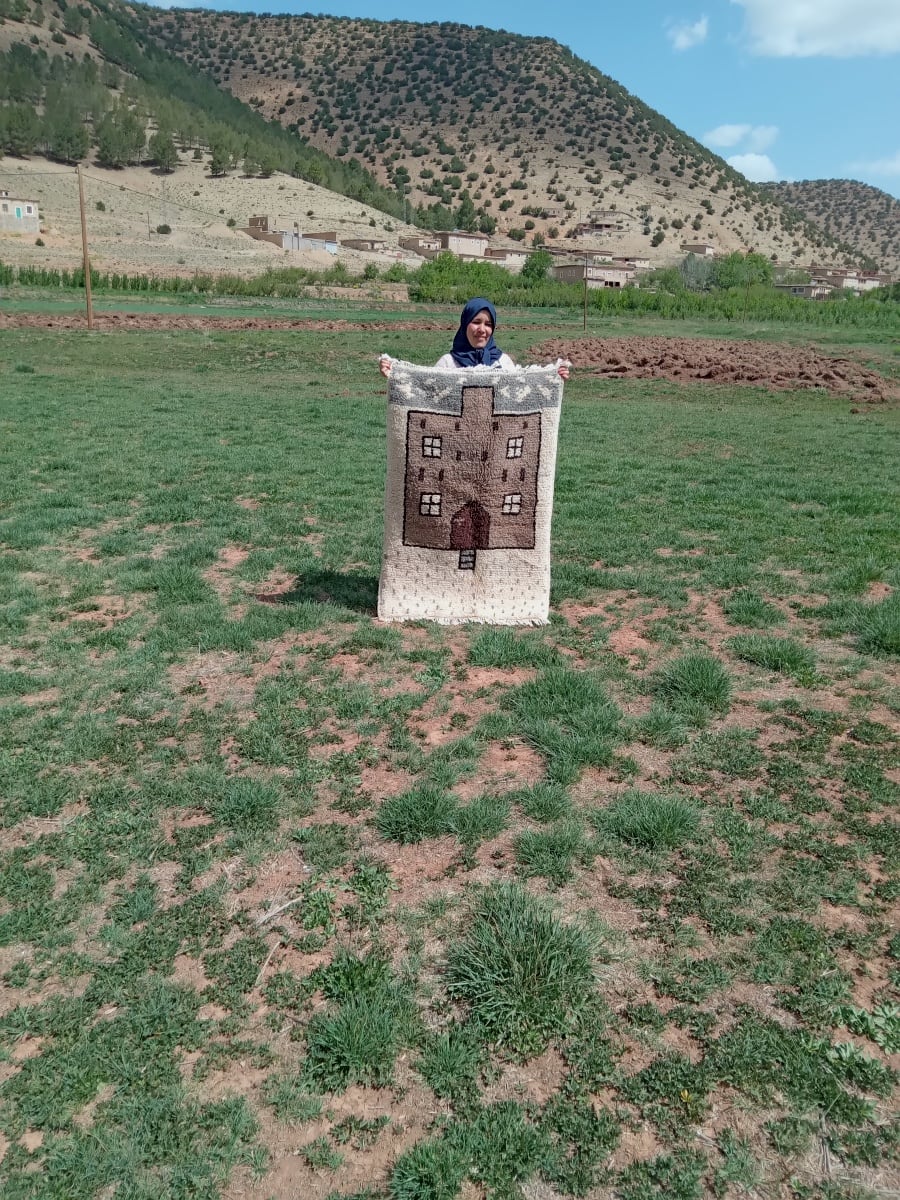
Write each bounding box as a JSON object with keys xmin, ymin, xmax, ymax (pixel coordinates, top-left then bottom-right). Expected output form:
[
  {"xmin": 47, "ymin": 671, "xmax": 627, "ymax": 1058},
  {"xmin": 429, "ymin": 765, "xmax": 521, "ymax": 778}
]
[{"xmin": 150, "ymin": 0, "xmax": 900, "ymax": 198}]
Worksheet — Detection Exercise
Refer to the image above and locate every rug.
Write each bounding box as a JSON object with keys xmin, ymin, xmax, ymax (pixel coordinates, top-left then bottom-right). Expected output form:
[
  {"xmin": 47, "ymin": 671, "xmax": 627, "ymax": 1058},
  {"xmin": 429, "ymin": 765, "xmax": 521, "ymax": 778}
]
[{"xmin": 377, "ymin": 362, "xmax": 564, "ymax": 624}]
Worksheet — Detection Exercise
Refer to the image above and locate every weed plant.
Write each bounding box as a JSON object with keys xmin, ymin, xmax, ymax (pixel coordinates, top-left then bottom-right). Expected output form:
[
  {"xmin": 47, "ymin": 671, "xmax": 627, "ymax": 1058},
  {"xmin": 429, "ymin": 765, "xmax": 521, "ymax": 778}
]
[{"xmin": 514, "ymin": 820, "xmax": 592, "ymax": 885}]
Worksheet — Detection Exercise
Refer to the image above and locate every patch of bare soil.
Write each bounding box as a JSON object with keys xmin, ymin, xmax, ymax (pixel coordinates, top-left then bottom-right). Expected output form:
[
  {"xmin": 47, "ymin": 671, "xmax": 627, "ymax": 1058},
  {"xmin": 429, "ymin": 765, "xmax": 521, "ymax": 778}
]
[
  {"xmin": 0, "ymin": 312, "xmax": 453, "ymax": 333},
  {"xmin": 530, "ymin": 336, "xmax": 898, "ymax": 402},
  {"xmin": 222, "ymin": 1064, "xmax": 440, "ymax": 1200}
]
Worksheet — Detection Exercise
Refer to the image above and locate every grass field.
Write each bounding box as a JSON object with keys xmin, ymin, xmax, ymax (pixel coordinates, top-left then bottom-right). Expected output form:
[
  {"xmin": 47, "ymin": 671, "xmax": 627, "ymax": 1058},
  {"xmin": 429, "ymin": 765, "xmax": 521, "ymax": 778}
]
[{"xmin": 0, "ymin": 306, "xmax": 898, "ymax": 1200}]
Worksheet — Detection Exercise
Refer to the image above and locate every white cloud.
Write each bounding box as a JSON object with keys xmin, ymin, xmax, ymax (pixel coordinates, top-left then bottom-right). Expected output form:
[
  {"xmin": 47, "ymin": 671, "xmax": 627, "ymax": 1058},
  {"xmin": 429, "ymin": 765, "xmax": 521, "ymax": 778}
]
[
  {"xmin": 732, "ymin": 0, "xmax": 900, "ymax": 57},
  {"xmin": 704, "ymin": 123, "xmax": 751, "ymax": 148},
  {"xmin": 745, "ymin": 124, "xmax": 778, "ymax": 152},
  {"xmin": 849, "ymin": 149, "xmax": 900, "ymax": 176},
  {"xmin": 727, "ymin": 152, "xmax": 781, "ymax": 182},
  {"xmin": 704, "ymin": 124, "xmax": 779, "ymax": 153},
  {"xmin": 667, "ymin": 16, "xmax": 709, "ymax": 51}
]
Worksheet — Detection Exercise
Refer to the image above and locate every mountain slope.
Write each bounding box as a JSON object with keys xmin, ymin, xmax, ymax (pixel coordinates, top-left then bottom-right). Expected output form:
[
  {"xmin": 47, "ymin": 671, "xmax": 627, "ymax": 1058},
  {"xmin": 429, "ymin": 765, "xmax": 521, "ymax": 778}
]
[
  {"xmin": 0, "ymin": 0, "xmax": 408, "ymax": 219},
  {"xmin": 763, "ymin": 180, "xmax": 899, "ymax": 274},
  {"xmin": 135, "ymin": 5, "xmax": 868, "ymax": 266}
]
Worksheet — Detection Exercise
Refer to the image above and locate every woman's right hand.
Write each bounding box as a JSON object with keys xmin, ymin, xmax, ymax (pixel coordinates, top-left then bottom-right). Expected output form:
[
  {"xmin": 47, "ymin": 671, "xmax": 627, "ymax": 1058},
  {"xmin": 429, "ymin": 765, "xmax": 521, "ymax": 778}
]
[{"xmin": 379, "ymin": 355, "xmax": 393, "ymax": 378}]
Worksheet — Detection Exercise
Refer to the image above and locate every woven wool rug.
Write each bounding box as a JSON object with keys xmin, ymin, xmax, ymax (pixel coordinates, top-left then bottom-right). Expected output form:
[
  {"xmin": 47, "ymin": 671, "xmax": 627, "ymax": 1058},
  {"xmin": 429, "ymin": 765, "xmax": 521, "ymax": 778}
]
[{"xmin": 378, "ymin": 362, "xmax": 563, "ymax": 625}]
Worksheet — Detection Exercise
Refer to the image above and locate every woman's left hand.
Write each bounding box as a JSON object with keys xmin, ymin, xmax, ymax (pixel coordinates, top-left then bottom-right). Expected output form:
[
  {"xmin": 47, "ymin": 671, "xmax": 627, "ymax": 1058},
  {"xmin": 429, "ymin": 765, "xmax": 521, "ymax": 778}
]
[{"xmin": 557, "ymin": 364, "xmax": 570, "ymax": 381}]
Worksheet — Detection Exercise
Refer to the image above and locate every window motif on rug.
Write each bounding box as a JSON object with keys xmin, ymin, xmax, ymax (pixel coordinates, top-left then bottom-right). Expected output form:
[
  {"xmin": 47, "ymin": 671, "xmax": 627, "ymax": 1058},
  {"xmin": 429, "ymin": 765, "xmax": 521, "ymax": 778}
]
[
  {"xmin": 458, "ymin": 549, "xmax": 476, "ymax": 570},
  {"xmin": 419, "ymin": 493, "xmax": 442, "ymax": 516},
  {"xmin": 422, "ymin": 435, "xmax": 442, "ymax": 457},
  {"xmin": 506, "ymin": 436, "xmax": 524, "ymax": 458},
  {"xmin": 501, "ymin": 493, "xmax": 522, "ymax": 515}
]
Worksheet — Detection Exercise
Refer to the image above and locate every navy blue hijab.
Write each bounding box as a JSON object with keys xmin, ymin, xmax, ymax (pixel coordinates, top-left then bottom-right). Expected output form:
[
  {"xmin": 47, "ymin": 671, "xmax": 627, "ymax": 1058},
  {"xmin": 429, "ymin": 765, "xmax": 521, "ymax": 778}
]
[{"xmin": 450, "ymin": 297, "xmax": 502, "ymax": 367}]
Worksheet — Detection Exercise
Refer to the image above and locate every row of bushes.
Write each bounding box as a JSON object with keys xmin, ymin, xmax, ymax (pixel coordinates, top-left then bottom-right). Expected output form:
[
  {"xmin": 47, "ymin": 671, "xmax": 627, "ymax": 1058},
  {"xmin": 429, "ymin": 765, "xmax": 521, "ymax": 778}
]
[
  {"xmin": 2, "ymin": 257, "xmax": 897, "ymax": 328},
  {"xmin": 0, "ymin": 261, "xmax": 406, "ymax": 294}
]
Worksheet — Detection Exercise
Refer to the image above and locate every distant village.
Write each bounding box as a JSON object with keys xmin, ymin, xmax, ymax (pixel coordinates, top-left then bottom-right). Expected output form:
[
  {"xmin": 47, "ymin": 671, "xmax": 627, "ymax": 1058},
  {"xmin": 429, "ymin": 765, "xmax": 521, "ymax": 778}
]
[
  {"xmin": 2, "ymin": 191, "xmax": 893, "ymax": 296},
  {"xmin": 244, "ymin": 211, "xmax": 895, "ymax": 297}
]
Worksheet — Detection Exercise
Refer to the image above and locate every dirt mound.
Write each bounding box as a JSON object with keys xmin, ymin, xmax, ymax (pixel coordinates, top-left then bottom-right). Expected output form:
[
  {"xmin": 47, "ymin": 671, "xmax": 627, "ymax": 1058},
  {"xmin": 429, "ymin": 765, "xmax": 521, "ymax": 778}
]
[{"xmin": 530, "ymin": 335, "xmax": 896, "ymax": 402}]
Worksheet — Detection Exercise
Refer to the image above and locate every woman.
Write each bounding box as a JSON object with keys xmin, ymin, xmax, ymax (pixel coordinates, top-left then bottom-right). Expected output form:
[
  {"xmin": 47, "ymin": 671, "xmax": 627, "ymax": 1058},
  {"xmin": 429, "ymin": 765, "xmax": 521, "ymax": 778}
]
[{"xmin": 379, "ymin": 297, "xmax": 570, "ymax": 379}]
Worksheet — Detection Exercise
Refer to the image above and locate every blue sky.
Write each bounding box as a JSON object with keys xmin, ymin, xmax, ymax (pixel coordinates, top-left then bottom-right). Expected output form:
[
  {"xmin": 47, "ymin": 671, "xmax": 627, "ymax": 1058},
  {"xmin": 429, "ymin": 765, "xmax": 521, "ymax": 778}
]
[{"xmin": 153, "ymin": 0, "xmax": 900, "ymax": 198}]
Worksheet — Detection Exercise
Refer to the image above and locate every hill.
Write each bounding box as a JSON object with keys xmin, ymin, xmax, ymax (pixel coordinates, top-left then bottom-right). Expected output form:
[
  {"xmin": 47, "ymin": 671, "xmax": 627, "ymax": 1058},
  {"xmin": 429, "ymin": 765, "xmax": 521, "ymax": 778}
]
[
  {"xmin": 0, "ymin": 154, "xmax": 423, "ymax": 280},
  {"xmin": 0, "ymin": 0, "xmax": 888, "ymax": 275},
  {"xmin": 763, "ymin": 180, "xmax": 900, "ymax": 274},
  {"xmin": 135, "ymin": 4, "xmax": 868, "ymax": 267},
  {"xmin": 0, "ymin": 0, "xmax": 409, "ymax": 218}
]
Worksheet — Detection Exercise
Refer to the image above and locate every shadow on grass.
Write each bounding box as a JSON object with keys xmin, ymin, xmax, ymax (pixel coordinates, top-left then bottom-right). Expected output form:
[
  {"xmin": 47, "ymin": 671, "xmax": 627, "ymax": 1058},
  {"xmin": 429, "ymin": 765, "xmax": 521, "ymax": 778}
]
[{"xmin": 255, "ymin": 567, "xmax": 379, "ymax": 615}]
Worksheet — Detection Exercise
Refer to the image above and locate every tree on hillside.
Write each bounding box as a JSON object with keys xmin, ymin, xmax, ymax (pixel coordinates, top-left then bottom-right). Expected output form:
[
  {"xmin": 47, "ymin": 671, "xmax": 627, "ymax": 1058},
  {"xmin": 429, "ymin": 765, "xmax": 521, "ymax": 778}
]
[
  {"xmin": 454, "ymin": 189, "xmax": 477, "ymax": 232},
  {"xmin": 208, "ymin": 136, "xmax": 233, "ymax": 176},
  {"xmin": 0, "ymin": 102, "xmax": 41, "ymax": 156},
  {"xmin": 96, "ymin": 103, "xmax": 145, "ymax": 167},
  {"xmin": 44, "ymin": 104, "xmax": 90, "ymax": 163},
  {"xmin": 63, "ymin": 7, "xmax": 85, "ymax": 37},
  {"xmin": 257, "ymin": 148, "xmax": 278, "ymax": 178},
  {"xmin": 149, "ymin": 128, "xmax": 178, "ymax": 172}
]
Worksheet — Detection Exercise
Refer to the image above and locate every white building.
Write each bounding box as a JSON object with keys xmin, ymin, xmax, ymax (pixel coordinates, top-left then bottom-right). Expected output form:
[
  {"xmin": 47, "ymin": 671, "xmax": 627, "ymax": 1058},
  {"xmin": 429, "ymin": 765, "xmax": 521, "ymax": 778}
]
[{"xmin": 0, "ymin": 192, "xmax": 39, "ymax": 235}]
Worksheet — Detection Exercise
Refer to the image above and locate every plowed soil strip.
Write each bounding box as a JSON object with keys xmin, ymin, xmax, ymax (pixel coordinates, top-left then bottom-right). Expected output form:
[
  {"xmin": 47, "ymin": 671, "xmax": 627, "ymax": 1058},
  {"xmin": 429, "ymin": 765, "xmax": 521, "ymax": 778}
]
[{"xmin": 531, "ymin": 335, "xmax": 895, "ymax": 401}]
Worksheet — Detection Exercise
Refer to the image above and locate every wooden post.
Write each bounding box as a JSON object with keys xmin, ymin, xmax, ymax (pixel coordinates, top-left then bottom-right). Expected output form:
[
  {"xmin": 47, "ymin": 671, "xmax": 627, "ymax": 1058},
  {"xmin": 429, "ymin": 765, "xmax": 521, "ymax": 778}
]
[
  {"xmin": 77, "ymin": 164, "xmax": 93, "ymax": 331},
  {"xmin": 583, "ymin": 253, "xmax": 588, "ymax": 331}
]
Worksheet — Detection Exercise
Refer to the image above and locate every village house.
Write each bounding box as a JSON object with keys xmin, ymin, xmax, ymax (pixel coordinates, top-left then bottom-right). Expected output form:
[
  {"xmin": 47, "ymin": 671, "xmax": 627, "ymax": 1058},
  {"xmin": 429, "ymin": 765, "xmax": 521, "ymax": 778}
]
[
  {"xmin": 575, "ymin": 208, "xmax": 637, "ymax": 236},
  {"xmin": 680, "ymin": 242, "xmax": 717, "ymax": 258},
  {"xmin": 435, "ymin": 230, "xmax": 489, "ymax": 260},
  {"xmin": 857, "ymin": 271, "xmax": 893, "ymax": 292},
  {"xmin": 0, "ymin": 191, "xmax": 40, "ymax": 235},
  {"xmin": 775, "ymin": 282, "xmax": 834, "ymax": 301},
  {"xmin": 302, "ymin": 231, "xmax": 340, "ymax": 253},
  {"xmin": 808, "ymin": 267, "xmax": 893, "ymax": 295},
  {"xmin": 399, "ymin": 234, "xmax": 442, "ymax": 259},
  {"xmin": 550, "ymin": 262, "xmax": 635, "ymax": 288},
  {"xmin": 484, "ymin": 247, "xmax": 530, "ymax": 271},
  {"xmin": 611, "ymin": 255, "xmax": 651, "ymax": 270},
  {"xmin": 243, "ymin": 216, "xmax": 338, "ymax": 254},
  {"xmin": 402, "ymin": 383, "xmax": 542, "ymax": 571},
  {"xmin": 340, "ymin": 237, "xmax": 386, "ymax": 252}
]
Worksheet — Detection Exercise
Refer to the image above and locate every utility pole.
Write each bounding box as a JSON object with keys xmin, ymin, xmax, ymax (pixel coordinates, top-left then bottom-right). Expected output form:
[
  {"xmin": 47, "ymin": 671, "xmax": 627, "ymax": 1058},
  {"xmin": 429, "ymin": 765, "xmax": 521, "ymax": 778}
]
[
  {"xmin": 76, "ymin": 164, "xmax": 94, "ymax": 331},
  {"xmin": 583, "ymin": 250, "xmax": 588, "ymax": 332}
]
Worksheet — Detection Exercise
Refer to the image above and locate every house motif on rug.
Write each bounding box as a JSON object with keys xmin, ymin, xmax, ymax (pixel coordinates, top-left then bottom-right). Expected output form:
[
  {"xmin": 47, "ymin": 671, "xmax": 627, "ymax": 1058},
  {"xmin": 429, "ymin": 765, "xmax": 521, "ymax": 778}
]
[
  {"xmin": 379, "ymin": 362, "xmax": 562, "ymax": 625},
  {"xmin": 402, "ymin": 384, "xmax": 541, "ymax": 570}
]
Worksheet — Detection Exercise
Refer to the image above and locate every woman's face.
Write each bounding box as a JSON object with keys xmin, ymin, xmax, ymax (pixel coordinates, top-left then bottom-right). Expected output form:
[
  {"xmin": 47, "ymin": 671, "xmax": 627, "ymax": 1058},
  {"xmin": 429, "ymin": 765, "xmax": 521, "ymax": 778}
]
[{"xmin": 465, "ymin": 310, "xmax": 494, "ymax": 350}]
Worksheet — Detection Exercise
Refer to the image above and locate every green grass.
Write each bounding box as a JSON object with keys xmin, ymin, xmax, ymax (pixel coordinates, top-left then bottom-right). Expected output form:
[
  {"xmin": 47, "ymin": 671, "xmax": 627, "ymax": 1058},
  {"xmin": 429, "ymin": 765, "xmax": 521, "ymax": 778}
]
[
  {"xmin": 504, "ymin": 665, "xmax": 622, "ymax": 783},
  {"xmin": 652, "ymin": 651, "xmax": 732, "ymax": 724},
  {"xmin": 727, "ymin": 633, "xmax": 818, "ymax": 682},
  {"xmin": 0, "ymin": 306, "xmax": 897, "ymax": 1200},
  {"xmin": 593, "ymin": 789, "xmax": 701, "ymax": 851},
  {"xmin": 446, "ymin": 884, "xmax": 595, "ymax": 1057}
]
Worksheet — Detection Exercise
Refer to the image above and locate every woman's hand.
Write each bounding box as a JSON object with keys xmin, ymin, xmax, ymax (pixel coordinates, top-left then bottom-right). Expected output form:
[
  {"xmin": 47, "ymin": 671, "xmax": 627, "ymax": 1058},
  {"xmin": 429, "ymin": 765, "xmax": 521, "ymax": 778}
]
[
  {"xmin": 379, "ymin": 355, "xmax": 393, "ymax": 378},
  {"xmin": 557, "ymin": 364, "xmax": 570, "ymax": 381}
]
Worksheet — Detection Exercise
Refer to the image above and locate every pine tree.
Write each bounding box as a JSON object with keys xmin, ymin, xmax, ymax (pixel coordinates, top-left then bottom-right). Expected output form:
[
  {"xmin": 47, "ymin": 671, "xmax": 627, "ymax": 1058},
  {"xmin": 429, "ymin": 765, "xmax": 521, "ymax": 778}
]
[
  {"xmin": 149, "ymin": 128, "xmax": 178, "ymax": 172},
  {"xmin": 453, "ymin": 189, "xmax": 477, "ymax": 232},
  {"xmin": 0, "ymin": 102, "xmax": 41, "ymax": 156},
  {"xmin": 45, "ymin": 106, "xmax": 90, "ymax": 163}
]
